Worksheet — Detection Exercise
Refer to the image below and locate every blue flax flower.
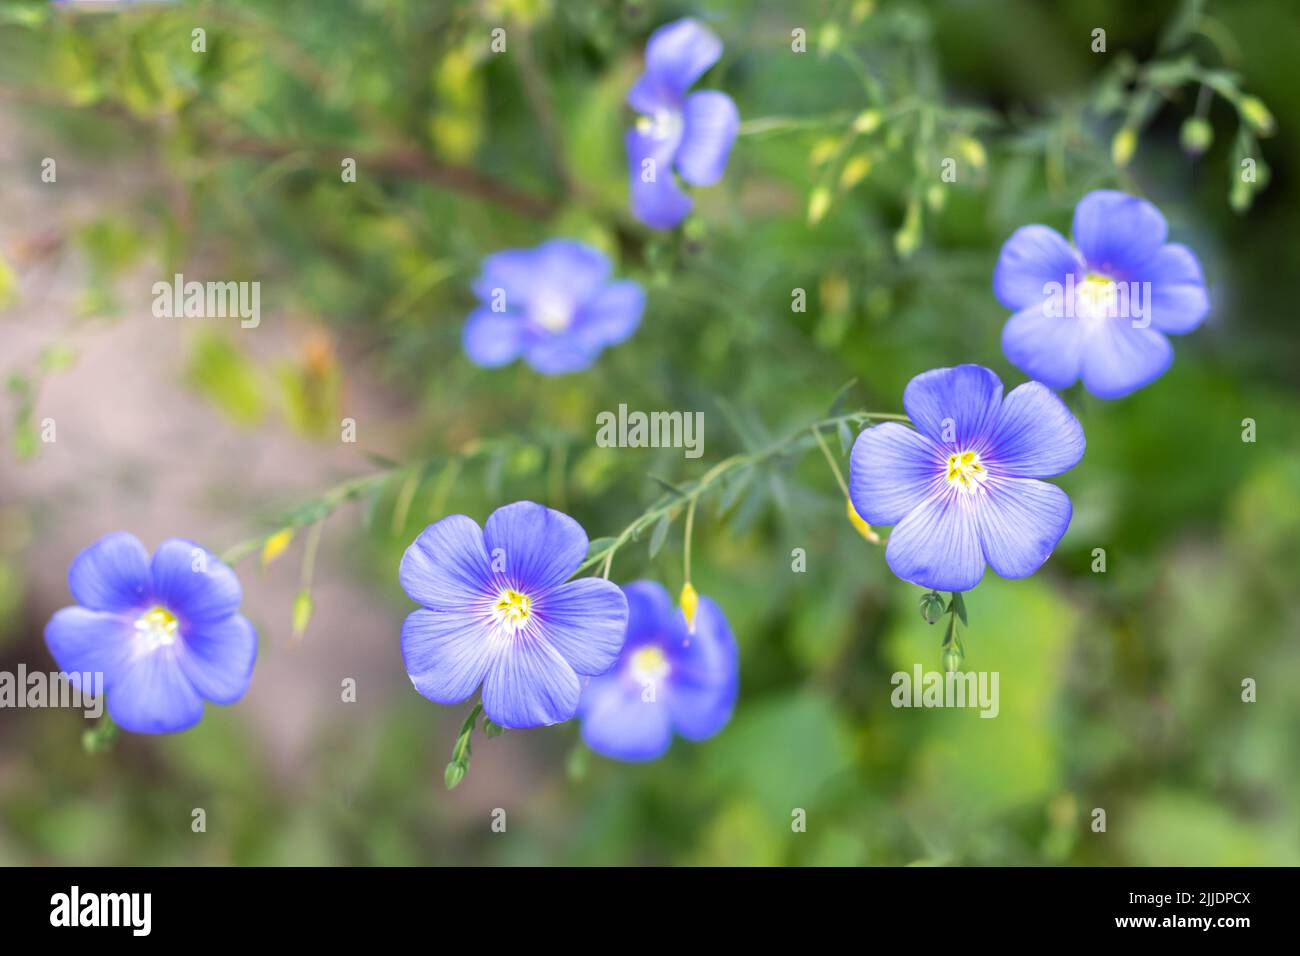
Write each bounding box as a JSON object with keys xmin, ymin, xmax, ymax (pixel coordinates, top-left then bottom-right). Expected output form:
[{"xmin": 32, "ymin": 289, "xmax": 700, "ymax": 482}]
[
  {"xmin": 44, "ymin": 532, "xmax": 257, "ymax": 734},
  {"xmin": 626, "ymin": 17, "xmax": 739, "ymax": 229},
  {"xmin": 849, "ymin": 365, "xmax": 1085, "ymax": 592},
  {"xmin": 400, "ymin": 501, "xmax": 629, "ymax": 728},
  {"xmin": 578, "ymin": 581, "xmax": 737, "ymax": 761},
  {"xmin": 995, "ymin": 190, "xmax": 1209, "ymax": 399},
  {"xmin": 463, "ymin": 239, "xmax": 644, "ymax": 375}
]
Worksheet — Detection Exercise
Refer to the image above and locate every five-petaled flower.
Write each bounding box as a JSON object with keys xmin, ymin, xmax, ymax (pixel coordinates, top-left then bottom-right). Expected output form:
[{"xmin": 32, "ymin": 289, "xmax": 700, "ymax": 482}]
[
  {"xmin": 578, "ymin": 580, "xmax": 737, "ymax": 761},
  {"xmin": 44, "ymin": 532, "xmax": 258, "ymax": 734},
  {"xmin": 400, "ymin": 501, "xmax": 629, "ymax": 728},
  {"xmin": 849, "ymin": 365, "xmax": 1085, "ymax": 593},
  {"xmin": 626, "ymin": 17, "xmax": 739, "ymax": 229},
  {"xmin": 463, "ymin": 239, "xmax": 645, "ymax": 375},
  {"xmin": 995, "ymin": 190, "xmax": 1209, "ymax": 399}
]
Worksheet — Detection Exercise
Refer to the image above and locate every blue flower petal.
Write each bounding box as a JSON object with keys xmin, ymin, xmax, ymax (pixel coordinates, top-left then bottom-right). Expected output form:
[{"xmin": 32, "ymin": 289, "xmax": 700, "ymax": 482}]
[
  {"xmin": 483, "ymin": 501, "xmax": 588, "ymax": 593},
  {"xmin": 976, "ymin": 477, "xmax": 1072, "ymax": 579},
  {"xmin": 626, "ymin": 126, "xmax": 693, "ymax": 229},
  {"xmin": 886, "ymin": 492, "xmax": 986, "ymax": 592},
  {"xmin": 989, "ymin": 381, "xmax": 1085, "ymax": 478},
  {"xmin": 1072, "ymin": 190, "xmax": 1168, "ymax": 277},
  {"xmin": 572, "ymin": 280, "xmax": 644, "ymax": 351},
  {"xmin": 628, "ymin": 18, "xmax": 723, "ymax": 114},
  {"xmin": 107, "ymin": 650, "xmax": 204, "ymax": 734},
  {"xmin": 44, "ymin": 606, "xmax": 134, "ymax": 691},
  {"xmin": 676, "ymin": 91, "xmax": 738, "ymax": 187},
  {"xmin": 399, "ymin": 514, "xmax": 494, "ymax": 609},
  {"xmin": 481, "ymin": 636, "xmax": 580, "ymax": 728},
  {"xmin": 849, "ymin": 422, "xmax": 943, "ymax": 526},
  {"xmin": 666, "ymin": 596, "xmax": 737, "ymax": 740},
  {"xmin": 471, "ymin": 247, "xmax": 542, "ymax": 308},
  {"xmin": 537, "ymin": 577, "xmax": 628, "ymax": 676},
  {"xmin": 1080, "ymin": 321, "xmax": 1174, "ymax": 399},
  {"xmin": 523, "ymin": 335, "xmax": 600, "ymax": 375},
  {"xmin": 579, "ymin": 677, "xmax": 673, "ymax": 761},
  {"xmin": 1140, "ymin": 243, "xmax": 1209, "ymax": 334},
  {"xmin": 530, "ymin": 239, "xmax": 612, "ymax": 308},
  {"xmin": 463, "ymin": 307, "xmax": 528, "ymax": 368},
  {"xmin": 401, "ymin": 608, "xmax": 500, "ymax": 705},
  {"xmin": 177, "ymin": 613, "xmax": 257, "ymax": 705},
  {"xmin": 993, "ymin": 225, "xmax": 1082, "ymax": 311},
  {"xmin": 67, "ymin": 532, "xmax": 151, "ymax": 614},
  {"xmin": 1001, "ymin": 303, "xmax": 1086, "ymax": 390},
  {"xmin": 902, "ymin": 364, "xmax": 1004, "ymax": 448},
  {"xmin": 150, "ymin": 539, "xmax": 241, "ymax": 624}
]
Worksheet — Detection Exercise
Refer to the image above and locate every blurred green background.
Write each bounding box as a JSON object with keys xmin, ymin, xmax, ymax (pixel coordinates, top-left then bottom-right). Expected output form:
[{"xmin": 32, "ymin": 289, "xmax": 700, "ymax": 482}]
[{"xmin": 1, "ymin": 0, "xmax": 1297, "ymax": 865}]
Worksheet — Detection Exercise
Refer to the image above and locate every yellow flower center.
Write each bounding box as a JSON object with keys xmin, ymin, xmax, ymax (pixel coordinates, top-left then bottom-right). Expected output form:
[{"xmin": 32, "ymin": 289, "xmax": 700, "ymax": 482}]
[
  {"xmin": 636, "ymin": 109, "xmax": 681, "ymax": 142},
  {"xmin": 946, "ymin": 450, "xmax": 987, "ymax": 493},
  {"xmin": 534, "ymin": 300, "xmax": 571, "ymax": 333},
  {"xmin": 1075, "ymin": 272, "xmax": 1117, "ymax": 320},
  {"xmin": 134, "ymin": 605, "xmax": 179, "ymax": 653},
  {"xmin": 494, "ymin": 589, "xmax": 532, "ymax": 633},
  {"xmin": 631, "ymin": 644, "xmax": 670, "ymax": 681}
]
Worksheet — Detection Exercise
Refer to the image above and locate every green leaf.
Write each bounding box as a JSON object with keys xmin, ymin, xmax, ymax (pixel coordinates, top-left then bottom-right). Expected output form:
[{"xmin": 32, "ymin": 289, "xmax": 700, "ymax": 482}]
[
  {"xmin": 185, "ymin": 332, "xmax": 265, "ymax": 426},
  {"xmin": 826, "ymin": 378, "xmax": 858, "ymax": 416},
  {"xmin": 948, "ymin": 591, "xmax": 969, "ymax": 627},
  {"xmin": 585, "ymin": 537, "xmax": 616, "ymax": 562},
  {"xmin": 836, "ymin": 419, "xmax": 855, "ymax": 455},
  {"xmin": 648, "ymin": 474, "xmax": 688, "ymax": 499},
  {"xmin": 648, "ymin": 512, "xmax": 672, "ymax": 558},
  {"xmin": 0, "ymin": 256, "xmax": 16, "ymax": 309}
]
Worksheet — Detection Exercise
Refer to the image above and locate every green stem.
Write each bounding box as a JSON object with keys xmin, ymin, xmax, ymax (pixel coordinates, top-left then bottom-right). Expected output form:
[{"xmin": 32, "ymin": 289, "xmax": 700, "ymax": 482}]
[
  {"xmin": 810, "ymin": 425, "xmax": 850, "ymax": 498},
  {"xmin": 574, "ymin": 408, "xmax": 909, "ymax": 577},
  {"xmin": 683, "ymin": 496, "xmax": 697, "ymax": 583}
]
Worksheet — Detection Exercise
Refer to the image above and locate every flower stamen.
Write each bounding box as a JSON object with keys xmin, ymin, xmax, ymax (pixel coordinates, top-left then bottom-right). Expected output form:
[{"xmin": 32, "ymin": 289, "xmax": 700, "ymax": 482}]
[
  {"xmin": 946, "ymin": 450, "xmax": 987, "ymax": 493},
  {"xmin": 494, "ymin": 589, "xmax": 533, "ymax": 633},
  {"xmin": 134, "ymin": 605, "xmax": 179, "ymax": 653},
  {"xmin": 630, "ymin": 644, "xmax": 670, "ymax": 682},
  {"xmin": 1075, "ymin": 272, "xmax": 1118, "ymax": 321}
]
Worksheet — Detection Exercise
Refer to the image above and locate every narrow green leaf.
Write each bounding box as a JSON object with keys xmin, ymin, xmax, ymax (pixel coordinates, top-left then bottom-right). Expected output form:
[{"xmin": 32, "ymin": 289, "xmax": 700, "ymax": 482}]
[
  {"xmin": 949, "ymin": 591, "xmax": 969, "ymax": 627},
  {"xmin": 648, "ymin": 474, "xmax": 688, "ymax": 499},
  {"xmin": 826, "ymin": 378, "xmax": 858, "ymax": 415},
  {"xmin": 648, "ymin": 512, "xmax": 672, "ymax": 558}
]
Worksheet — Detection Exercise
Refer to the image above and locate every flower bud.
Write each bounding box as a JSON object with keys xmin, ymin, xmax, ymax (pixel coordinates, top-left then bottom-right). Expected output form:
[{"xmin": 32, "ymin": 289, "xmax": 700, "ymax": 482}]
[
  {"xmin": 1239, "ymin": 96, "xmax": 1274, "ymax": 136},
  {"xmin": 1179, "ymin": 116, "xmax": 1213, "ymax": 155},
  {"xmin": 1111, "ymin": 126, "xmax": 1137, "ymax": 167},
  {"xmin": 680, "ymin": 581, "xmax": 699, "ymax": 634},
  {"xmin": 919, "ymin": 590, "xmax": 945, "ymax": 625},
  {"xmin": 853, "ymin": 109, "xmax": 882, "ymax": 134},
  {"xmin": 444, "ymin": 761, "xmax": 466, "ymax": 790},
  {"xmin": 807, "ymin": 186, "xmax": 832, "ymax": 225}
]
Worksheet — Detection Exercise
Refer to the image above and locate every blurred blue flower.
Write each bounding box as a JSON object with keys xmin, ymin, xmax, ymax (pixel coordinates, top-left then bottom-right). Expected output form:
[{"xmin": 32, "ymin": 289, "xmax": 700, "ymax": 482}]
[
  {"xmin": 578, "ymin": 581, "xmax": 738, "ymax": 761},
  {"xmin": 400, "ymin": 501, "xmax": 629, "ymax": 728},
  {"xmin": 995, "ymin": 190, "xmax": 1209, "ymax": 399},
  {"xmin": 849, "ymin": 365, "xmax": 1085, "ymax": 592},
  {"xmin": 44, "ymin": 533, "xmax": 257, "ymax": 734},
  {"xmin": 463, "ymin": 239, "xmax": 644, "ymax": 375},
  {"xmin": 626, "ymin": 18, "xmax": 739, "ymax": 229}
]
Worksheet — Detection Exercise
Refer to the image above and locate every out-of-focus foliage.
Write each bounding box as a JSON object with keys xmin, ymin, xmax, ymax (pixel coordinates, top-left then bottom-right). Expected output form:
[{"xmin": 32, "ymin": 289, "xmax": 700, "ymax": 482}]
[{"xmin": 1, "ymin": 0, "xmax": 1298, "ymax": 865}]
